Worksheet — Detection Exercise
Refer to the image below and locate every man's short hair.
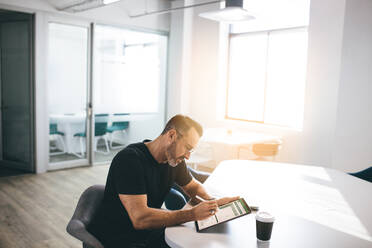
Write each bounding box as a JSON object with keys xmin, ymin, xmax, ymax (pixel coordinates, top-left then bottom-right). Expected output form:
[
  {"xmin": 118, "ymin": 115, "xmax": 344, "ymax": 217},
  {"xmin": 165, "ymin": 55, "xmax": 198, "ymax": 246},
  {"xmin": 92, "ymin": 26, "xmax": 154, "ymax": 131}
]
[{"xmin": 161, "ymin": 114, "xmax": 203, "ymax": 137}]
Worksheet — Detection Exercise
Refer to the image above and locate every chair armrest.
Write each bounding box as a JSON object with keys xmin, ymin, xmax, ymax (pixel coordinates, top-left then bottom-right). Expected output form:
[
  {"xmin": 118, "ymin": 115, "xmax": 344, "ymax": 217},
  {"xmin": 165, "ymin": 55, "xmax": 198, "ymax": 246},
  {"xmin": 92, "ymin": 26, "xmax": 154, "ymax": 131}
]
[
  {"xmin": 66, "ymin": 219, "xmax": 104, "ymax": 248},
  {"xmin": 188, "ymin": 167, "xmax": 211, "ymax": 183}
]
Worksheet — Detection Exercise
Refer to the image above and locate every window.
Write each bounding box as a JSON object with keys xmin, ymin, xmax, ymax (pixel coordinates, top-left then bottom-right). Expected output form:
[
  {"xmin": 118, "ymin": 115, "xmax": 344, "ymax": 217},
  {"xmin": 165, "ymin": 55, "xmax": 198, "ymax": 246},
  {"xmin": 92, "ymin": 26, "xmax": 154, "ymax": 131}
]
[
  {"xmin": 93, "ymin": 25, "xmax": 167, "ymax": 114},
  {"xmin": 226, "ymin": 27, "xmax": 308, "ymax": 129}
]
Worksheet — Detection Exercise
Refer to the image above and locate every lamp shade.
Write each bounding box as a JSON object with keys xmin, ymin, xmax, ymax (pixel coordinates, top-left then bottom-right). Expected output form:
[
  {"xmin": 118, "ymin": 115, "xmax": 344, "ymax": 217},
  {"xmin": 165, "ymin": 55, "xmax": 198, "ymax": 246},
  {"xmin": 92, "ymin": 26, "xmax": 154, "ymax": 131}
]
[
  {"xmin": 103, "ymin": 0, "xmax": 120, "ymax": 4},
  {"xmin": 199, "ymin": 0, "xmax": 255, "ymax": 23}
]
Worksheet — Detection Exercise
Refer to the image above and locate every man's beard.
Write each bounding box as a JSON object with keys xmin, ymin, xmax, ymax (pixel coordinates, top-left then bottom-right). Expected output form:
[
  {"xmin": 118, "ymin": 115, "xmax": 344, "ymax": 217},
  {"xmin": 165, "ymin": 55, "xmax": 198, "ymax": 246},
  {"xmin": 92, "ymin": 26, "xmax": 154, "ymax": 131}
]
[{"xmin": 166, "ymin": 140, "xmax": 184, "ymax": 167}]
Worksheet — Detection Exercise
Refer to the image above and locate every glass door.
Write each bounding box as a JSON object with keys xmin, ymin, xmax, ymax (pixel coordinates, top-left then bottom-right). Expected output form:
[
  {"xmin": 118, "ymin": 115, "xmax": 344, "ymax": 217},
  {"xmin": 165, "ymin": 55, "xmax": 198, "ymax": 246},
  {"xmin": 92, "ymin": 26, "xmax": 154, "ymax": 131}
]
[
  {"xmin": 47, "ymin": 21, "xmax": 168, "ymax": 168},
  {"xmin": 47, "ymin": 22, "xmax": 91, "ymax": 169}
]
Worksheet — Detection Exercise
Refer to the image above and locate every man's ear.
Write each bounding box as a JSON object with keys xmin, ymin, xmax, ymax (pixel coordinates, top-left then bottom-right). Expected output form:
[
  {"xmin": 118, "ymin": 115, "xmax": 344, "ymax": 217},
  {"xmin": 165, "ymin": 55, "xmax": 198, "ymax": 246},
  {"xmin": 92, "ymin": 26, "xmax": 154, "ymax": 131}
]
[{"xmin": 167, "ymin": 129, "xmax": 177, "ymax": 143}]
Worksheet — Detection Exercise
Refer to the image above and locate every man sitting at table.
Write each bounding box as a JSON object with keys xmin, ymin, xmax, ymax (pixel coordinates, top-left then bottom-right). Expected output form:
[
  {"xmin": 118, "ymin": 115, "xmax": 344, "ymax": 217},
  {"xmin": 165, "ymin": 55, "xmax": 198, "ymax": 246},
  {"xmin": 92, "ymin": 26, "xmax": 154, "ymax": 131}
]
[{"xmin": 88, "ymin": 114, "xmax": 238, "ymax": 248}]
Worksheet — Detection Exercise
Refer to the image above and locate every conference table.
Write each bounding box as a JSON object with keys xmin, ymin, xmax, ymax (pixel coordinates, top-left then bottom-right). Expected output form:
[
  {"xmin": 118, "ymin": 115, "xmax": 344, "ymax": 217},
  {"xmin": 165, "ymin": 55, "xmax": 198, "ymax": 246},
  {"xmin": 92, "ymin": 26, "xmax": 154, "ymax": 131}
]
[
  {"xmin": 49, "ymin": 113, "xmax": 131, "ymax": 154},
  {"xmin": 49, "ymin": 113, "xmax": 87, "ymax": 154},
  {"xmin": 165, "ymin": 160, "xmax": 372, "ymax": 247}
]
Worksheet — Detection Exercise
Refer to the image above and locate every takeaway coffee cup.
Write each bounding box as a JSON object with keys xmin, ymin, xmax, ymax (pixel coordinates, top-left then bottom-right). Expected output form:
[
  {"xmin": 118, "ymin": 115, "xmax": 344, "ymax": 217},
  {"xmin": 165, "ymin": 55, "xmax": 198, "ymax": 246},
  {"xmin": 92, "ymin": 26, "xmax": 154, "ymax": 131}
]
[{"xmin": 256, "ymin": 211, "xmax": 275, "ymax": 241}]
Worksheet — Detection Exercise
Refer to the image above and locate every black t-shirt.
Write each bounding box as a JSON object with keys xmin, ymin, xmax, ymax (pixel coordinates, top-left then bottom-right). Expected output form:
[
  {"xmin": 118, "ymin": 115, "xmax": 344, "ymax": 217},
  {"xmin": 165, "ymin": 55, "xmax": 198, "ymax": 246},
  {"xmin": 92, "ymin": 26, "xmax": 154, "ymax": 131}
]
[{"xmin": 88, "ymin": 141, "xmax": 192, "ymax": 247}]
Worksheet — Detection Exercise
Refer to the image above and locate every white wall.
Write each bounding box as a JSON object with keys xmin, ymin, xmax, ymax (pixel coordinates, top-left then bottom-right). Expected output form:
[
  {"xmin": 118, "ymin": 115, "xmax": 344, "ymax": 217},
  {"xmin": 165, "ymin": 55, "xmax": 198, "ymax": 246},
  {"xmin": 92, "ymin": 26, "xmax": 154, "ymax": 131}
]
[
  {"xmin": 0, "ymin": 0, "xmax": 170, "ymax": 173},
  {"xmin": 167, "ymin": 0, "xmax": 226, "ymax": 124},
  {"xmin": 167, "ymin": 0, "xmax": 194, "ymax": 119},
  {"xmin": 299, "ymin": 0, "xmax": 345, "ymax": 167},
  {"xmin": 167, "ymin": 0, "xmax": 372, "ymax": 172},
  {"xmin": 332, "ymin": 0, "xmax": 372, "ymax": 172},
  {"xmin": 34, "ymin": 12, "xmax": 49, "ymax": 174}
]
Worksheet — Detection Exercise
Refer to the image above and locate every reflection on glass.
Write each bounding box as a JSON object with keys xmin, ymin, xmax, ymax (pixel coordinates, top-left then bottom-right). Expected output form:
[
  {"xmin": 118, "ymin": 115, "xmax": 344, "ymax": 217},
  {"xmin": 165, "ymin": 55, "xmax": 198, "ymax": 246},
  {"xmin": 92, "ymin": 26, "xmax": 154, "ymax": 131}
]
[
  {"xmin": 47, "ymin": 23, "xmax": 88, "ymax": 163},
  {"xmin": 93, "ymin": 25, "xmax": 168, "ymax": 163}
]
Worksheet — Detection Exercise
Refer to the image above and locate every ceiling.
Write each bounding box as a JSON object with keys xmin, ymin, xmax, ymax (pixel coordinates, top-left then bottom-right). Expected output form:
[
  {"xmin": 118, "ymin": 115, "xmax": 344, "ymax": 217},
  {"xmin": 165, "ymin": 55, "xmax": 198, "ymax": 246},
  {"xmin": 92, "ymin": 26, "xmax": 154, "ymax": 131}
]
[{"xmin": 43, "ymin": 0, "xmax": 172, "ymax": 13}]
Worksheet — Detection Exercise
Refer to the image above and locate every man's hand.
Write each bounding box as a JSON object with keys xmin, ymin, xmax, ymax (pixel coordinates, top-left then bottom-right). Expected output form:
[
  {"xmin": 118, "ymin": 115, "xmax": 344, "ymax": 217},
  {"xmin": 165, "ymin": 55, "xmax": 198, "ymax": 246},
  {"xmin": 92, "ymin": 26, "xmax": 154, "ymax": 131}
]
[
  {"xmin": 191, "ymin": 200, "xmax": 218, "ymax": 221},
  {"xmin": 216, "ymin": 196, "xmax": 240, "ymax": 206}
]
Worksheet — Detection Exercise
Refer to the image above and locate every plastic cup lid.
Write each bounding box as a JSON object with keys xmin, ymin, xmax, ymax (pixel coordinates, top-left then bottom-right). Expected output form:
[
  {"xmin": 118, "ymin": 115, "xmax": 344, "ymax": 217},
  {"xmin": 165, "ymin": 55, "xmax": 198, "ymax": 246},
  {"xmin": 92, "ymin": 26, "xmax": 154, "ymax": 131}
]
[{"xmin": 255, "ymin": 211, "xmax": 275, "ymax": 223}]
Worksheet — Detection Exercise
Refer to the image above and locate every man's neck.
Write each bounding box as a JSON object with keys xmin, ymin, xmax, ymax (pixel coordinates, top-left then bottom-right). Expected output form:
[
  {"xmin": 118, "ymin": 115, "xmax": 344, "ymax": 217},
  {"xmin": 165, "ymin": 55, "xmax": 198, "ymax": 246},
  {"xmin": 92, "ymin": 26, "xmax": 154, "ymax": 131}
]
[{"xmin": 145, "ymin": 137, "xmax": 167, "ymax": 164}]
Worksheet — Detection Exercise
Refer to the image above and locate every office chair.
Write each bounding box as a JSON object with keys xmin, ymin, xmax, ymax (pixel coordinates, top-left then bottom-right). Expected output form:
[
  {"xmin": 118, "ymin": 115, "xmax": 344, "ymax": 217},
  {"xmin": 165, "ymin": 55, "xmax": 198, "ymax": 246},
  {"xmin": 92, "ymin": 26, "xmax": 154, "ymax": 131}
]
[
  {"xmin": 49, "ymin": 123, "xmax": 65, "ymax": 155},
  {"xmin": 106, "ymin": 113, "xmax": 129, "ymax": 149},
  {"xmin": 349, "ymin": 166, "xmax": 372, "ymax": 183},
  {"xmin": 238, "ymin": 141, "xmax": 282, "ymax": 161},
  {"xmin": 67, "ymin": 185, "xmax": 105, "ymax": 248},
  {"xmin": 73, "ymin": 114, "xmax": 110, "ymax": 157},
  {"xmin": 165, "ymin": 167, "xmax": 211, "ymax": 210}
]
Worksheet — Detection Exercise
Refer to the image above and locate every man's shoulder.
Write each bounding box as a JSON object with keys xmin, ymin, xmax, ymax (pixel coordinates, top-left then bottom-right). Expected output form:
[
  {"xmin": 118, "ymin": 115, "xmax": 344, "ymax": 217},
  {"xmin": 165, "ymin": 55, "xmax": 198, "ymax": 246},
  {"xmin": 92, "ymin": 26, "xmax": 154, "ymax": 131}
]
[
  {"xmin": 113, "ymin": 142, "xmax": 145, "ymax": 161},
  {"xmin": 107, "ymin": 142, "xmax": 150, "ymax": 184}
]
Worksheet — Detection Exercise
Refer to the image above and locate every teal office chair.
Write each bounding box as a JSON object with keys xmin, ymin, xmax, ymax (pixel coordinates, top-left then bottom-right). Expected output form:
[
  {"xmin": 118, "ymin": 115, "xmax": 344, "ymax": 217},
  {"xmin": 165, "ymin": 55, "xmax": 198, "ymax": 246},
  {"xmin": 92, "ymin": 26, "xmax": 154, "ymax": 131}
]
[
  {"xmin": 73, "ymin": 114, "xmax": 110, "ymax": 158},
  {"xmin": 349, "ymin": 166, "xmax": 372, "ymax": 183},
  {"xmin": 49, "ymin": 123, "xmax": 65, "ymax": 155},
  {"xmin": 165, "ymin": 167, "xmax": 210, "ymax": 210},
  {"xmin": 106, "ymin": 113, "xmax": 129, "ymax": 149}
]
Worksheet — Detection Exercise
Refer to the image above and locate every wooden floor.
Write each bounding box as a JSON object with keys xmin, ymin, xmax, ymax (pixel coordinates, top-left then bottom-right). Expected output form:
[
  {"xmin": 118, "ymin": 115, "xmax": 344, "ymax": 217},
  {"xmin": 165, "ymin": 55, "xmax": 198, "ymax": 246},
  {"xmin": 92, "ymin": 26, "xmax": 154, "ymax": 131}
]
[
  {"xmin": 0, "ymin": 165, "xmax": 109, "ymax": 248},
  {"xmin": 0, "ymin": 164, "xmax": 214, "ymax": 248}
]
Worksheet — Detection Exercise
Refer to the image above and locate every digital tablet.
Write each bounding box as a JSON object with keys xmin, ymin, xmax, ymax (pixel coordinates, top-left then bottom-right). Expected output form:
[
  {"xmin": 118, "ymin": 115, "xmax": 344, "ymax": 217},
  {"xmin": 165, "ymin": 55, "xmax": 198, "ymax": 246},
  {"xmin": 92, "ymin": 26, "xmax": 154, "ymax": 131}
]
[{"xmin": 195, "ymin": 198, "xmax": 251, "ymax": 232}]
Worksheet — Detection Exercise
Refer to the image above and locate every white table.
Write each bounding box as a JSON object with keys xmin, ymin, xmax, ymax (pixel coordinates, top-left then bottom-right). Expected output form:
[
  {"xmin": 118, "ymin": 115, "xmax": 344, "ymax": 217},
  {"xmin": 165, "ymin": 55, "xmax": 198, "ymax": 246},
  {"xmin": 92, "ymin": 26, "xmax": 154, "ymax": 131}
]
[
  {"xmin": 165, "ymin": 160, "xmax": 372, "ymax": 247},
  {"xmin": 199, "ymin": 128, "xmax": 282, "ymax": 164},
  {"xmin": 49, "ymin": 113, "xmax": 131, "ymax": 153},
  {"xmin": 50, "ymin": 114, "xmax": 87, "ymax": 154}
]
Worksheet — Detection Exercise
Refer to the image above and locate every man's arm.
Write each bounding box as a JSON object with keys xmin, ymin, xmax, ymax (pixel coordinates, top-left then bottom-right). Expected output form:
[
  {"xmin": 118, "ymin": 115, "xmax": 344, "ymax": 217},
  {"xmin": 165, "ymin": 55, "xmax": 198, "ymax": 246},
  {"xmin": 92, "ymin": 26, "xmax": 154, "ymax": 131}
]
[
  {"xmin": 119, "ymin": 194, "xmax": 218, "ymax": 230},
  {"xmin": 182, "ymin": 178, "xmax": 213, "ymax": 201},
  {"xmin": 182, "ymin": 178, "xmax": 240, "ymax": 206}
]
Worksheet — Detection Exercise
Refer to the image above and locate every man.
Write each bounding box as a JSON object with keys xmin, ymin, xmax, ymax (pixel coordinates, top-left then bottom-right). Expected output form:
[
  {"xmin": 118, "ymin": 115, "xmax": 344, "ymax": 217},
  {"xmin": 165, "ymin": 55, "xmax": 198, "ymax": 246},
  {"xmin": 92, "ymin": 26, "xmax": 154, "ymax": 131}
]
[{"xmin": 89, "ymin": 114, "xmax": 238, "ymax": 247}]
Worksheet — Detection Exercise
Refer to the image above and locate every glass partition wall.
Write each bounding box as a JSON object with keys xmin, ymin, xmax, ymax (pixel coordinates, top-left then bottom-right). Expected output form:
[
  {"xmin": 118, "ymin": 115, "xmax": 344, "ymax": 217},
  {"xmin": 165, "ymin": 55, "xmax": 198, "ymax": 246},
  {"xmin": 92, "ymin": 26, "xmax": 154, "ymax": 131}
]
[
  {"xmin": 92, "ymin": 25, "xmax": 168, "ymax": 164},
  {"xmin": 48, "ymin": 22, "xmax": 168, "ymax": 168}
]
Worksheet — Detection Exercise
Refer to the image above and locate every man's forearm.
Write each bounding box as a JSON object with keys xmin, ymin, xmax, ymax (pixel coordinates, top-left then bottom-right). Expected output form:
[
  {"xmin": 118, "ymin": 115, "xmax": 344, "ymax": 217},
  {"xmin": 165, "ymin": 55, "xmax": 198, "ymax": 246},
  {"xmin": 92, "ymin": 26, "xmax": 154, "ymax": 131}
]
[
  {"xmin": 184, "ymin": 181, "xmax": 213, "ymax": 200},
  {"xmin": 133, "ymin": 207, "xmax": 195, "ymax": 230},
  {"xmin": 195, "ymin": 183, "xmax": 213, "ymax": 200},
  {"xmin": 186, "ymin": 184, "xmax": 214, "ymax": 206}
]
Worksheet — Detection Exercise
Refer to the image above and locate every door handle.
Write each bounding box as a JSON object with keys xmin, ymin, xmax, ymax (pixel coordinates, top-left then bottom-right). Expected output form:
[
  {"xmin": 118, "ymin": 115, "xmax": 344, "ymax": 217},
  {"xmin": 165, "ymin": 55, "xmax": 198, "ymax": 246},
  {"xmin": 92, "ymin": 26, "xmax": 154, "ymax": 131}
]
[{"xmin": 87, "ymin": 103, "xmax": 92, "ymax": 117}]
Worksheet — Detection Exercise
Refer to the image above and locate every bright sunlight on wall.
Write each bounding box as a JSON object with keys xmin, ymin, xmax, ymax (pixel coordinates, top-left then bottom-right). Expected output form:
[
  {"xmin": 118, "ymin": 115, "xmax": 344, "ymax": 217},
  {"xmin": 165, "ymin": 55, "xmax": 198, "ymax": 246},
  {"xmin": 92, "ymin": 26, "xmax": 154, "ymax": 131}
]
[{"xmin": 226, "ymin": 0, "xmax": 310, "ymax": 130}]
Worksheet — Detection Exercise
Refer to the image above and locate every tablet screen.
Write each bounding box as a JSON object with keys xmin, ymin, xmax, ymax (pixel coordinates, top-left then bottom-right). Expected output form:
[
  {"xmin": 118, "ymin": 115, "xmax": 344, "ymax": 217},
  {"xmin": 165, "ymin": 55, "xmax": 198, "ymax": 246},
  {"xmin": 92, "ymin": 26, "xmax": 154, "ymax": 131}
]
[{"xmin": 195, "ymin": 198, "xmax": 251, "ymax": 231}]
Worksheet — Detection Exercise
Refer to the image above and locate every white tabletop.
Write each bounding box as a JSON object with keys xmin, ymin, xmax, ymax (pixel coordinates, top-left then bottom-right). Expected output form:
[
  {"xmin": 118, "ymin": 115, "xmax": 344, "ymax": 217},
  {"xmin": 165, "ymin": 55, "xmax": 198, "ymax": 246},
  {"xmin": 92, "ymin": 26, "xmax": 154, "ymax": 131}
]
[{"xmin": 165, "ymin": 160, "xmax": 372, "ymax": 247}]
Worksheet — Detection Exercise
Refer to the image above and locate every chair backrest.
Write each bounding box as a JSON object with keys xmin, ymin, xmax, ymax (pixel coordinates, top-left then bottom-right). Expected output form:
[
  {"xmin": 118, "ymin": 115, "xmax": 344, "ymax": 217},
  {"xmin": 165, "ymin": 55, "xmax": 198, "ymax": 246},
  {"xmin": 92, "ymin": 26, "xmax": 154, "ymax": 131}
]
[
  {"xmin": 94, "ymin": 122, "xmax": 108, "ymax": 136},
  {"xmin": 94, "ymin": 114, "xmax": 109, "ymax": 123},
  {"xmin": 113, "ymin": 113, "xmax": 129, "ymax": 116},
  {"xmin": 66, "ymin": 185, "xmax": 105, "ymax": 248},
  {"xmin": 112, "ymin": 113, "xmax": 130, "ymax": 130},
  {"xmin": 188, "ymin": 167, "xmax": 210, "ymax": 184},
  {"xmin": 167, "ymin": 167, "xmax": 211, "ymax": 209},
  {"xmin": 252, "ymin": 143, "xmax": 281, "ymax": 157},
  {"xmin": 50, "ymin": 123, "xmax": 58, "ymax": 134},
  {"xmin": 112, "ymin": 121, "xmax": 129, "ymax": 129},
  {"xmin": 349, "ymin": 166, "xmax": 372, "ymax": 183}
]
